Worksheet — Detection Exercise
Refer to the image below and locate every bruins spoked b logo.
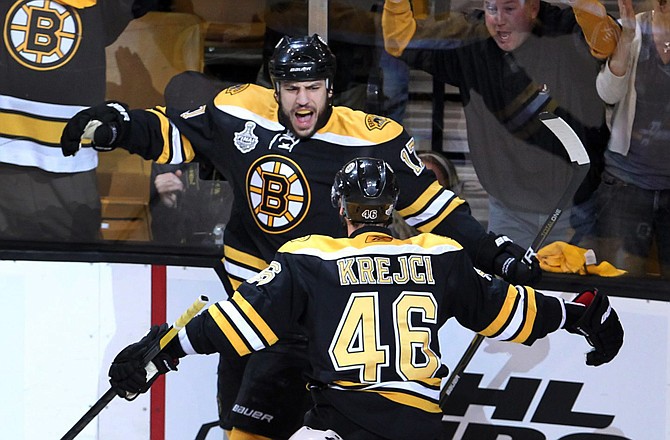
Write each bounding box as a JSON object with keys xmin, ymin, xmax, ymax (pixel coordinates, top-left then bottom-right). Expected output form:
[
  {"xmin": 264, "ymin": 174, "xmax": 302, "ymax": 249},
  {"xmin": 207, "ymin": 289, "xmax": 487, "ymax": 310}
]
[
  {"xmin": 246, "ymin": 155, "xmax": 311, "ymax": 234},
  {"xmin": 4, "ymin": 0, "xmax": 82, "ymax": 71}
]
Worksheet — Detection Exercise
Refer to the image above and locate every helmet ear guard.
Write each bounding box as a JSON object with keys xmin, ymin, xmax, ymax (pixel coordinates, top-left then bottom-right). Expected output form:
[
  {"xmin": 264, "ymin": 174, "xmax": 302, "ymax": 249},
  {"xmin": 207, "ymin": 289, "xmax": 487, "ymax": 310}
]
[
  {"xmin": 331, "ymin": 157, "xmax": 399, "ymax": 225},
  {"xmin": 268, "ymin": 34, "xmax": 336, "ymax": 92}
]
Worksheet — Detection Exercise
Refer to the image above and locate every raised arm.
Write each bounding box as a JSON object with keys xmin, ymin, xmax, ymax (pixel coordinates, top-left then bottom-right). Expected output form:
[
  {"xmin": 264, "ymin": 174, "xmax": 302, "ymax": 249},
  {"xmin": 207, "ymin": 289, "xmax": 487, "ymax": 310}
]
[
  {"xmin": 382, "ymin": 0, "xmax": 487, "ymax": 57},
  {"xmin": 570, "ymin": 0, "xmax": 623, "ymax": 59}
]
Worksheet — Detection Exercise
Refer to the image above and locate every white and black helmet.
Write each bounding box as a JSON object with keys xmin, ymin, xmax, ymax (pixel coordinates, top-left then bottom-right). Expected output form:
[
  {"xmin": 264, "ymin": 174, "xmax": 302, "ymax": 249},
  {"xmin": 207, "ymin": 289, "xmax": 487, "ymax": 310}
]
[{"xmin": 331, "ymin": 157, "xmax": 399, "ymax": 225}]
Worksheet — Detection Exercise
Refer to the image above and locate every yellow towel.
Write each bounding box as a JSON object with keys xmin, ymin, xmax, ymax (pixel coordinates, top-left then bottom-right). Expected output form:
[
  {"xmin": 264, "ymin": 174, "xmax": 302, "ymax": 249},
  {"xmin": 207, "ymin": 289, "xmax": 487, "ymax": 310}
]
[{"xmin": 537, "ymin": 241, "xmax": 627, "ymax": 277}]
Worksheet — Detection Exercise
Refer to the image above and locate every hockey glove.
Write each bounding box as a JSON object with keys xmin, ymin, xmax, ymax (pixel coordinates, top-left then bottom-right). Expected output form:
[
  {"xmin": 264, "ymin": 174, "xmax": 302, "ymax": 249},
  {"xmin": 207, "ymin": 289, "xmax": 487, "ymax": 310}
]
[
  {"xmin": 109, "ymin": 323, "xmax": 179, "ymax": 399},
  {"xmin": 476, "ymin": 233, "xmax": 542, "ymax": 286},
  {"xmin": 565, "ymin": 289, "xmax": 624, "ymax": 366},
  {"xmin": 61, "ymin": 101, "xmax": 130, "ymax": 156}
]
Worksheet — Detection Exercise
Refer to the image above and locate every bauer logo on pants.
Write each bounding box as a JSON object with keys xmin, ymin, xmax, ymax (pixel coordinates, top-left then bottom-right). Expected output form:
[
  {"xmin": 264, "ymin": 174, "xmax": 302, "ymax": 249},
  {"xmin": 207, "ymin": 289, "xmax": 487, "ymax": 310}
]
[{"xmin": 4, "ymin": 0, "xmax": 82, "ymax": 71}]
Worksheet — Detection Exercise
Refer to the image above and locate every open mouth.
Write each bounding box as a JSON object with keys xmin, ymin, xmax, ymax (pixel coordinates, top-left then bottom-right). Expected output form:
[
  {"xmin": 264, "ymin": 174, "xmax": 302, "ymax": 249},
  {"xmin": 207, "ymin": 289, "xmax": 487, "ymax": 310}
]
[
  {"xmin": 294, "ymin": 109, "xmax": 315, "ymax": 128},
  {"xmin": 497, "ymin": 31, "xmax": 511, "ymax": 42}
]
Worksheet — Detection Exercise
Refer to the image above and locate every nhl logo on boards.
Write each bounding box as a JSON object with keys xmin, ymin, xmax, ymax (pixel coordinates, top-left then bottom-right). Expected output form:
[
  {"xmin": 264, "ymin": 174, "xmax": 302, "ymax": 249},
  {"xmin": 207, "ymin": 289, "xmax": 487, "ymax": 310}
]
[
  {"xmin": 4, "ymin": 0, "xmax": 82, "ymax": 71},
  {"xmin": 234, "ymin": 121, "xmax": 259, "ymax": 153}
]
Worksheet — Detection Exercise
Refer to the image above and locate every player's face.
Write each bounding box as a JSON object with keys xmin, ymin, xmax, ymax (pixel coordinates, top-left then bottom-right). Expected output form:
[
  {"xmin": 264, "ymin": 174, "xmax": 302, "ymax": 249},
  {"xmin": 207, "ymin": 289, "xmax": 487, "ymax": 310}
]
[
  {"xmin": 483, "ymin": 0, "xmax": 538, "ymax": 51},
  {"xmin": 277, "ymin": 80, "xmax": 330, "ymax": 138}
]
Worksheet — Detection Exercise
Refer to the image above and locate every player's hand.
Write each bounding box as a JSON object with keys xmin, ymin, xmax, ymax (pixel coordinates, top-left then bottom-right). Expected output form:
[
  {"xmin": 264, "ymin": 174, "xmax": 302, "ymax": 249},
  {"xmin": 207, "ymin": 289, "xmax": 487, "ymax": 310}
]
[
  {"xmin": 477, "ymin": 233, "xmax": 542, "ymax": 286},
  {"xmin": 565, "ymin": 289, "xmax": 624, "ymax": 366},
  {"xmin": 61, "ymin": 101, "xmax": 130, "ymax": 156},
  {"xmin": 108, "ymin": 324, "xmax": 179, "ymax": 399},
  {"xmin": 494, "ymin": 239, "xmax": 543, "ymax": 286}
]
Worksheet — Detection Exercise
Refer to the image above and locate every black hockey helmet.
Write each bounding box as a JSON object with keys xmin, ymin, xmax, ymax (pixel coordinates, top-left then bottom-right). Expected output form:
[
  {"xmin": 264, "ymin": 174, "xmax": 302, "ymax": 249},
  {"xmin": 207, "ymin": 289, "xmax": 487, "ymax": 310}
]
[
  {"xmin": 331, "ymin": 157, "xmax": 399, "ymax": 225},
  {"xmin": 268, "ymin": 34, "xmax": 336, "ymax": 91}
]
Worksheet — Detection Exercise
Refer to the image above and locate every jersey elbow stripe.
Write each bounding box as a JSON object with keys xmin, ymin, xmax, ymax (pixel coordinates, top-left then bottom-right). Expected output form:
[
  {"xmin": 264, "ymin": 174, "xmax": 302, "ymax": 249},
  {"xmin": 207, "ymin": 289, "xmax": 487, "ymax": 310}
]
[
  {"xmin": 231, "ymin": 292, "xmax": 279, "ymax": 345},
  {"xmin": 415, "ymin": 197, "xmax": 464, "ymax": 232},
  {"xmin": 398, "ymin": 184, "xmax": 464, "ymax": 230},
  {"xmin": 218, "ymin": 299, "xmax": 270, "ymax": 351},
  {"xmin": 224, "ymin": 246, "xmax": 269, "ymax": 272},
  {"xmin": 207, "ymin": 304, "xmax": 252, "ymax": 356},
  {"xmin": 511, "ymin": 288, "xmax": 537, "ymax": 343},
  {"xmin": 481, "ymin": 285, "xmax": 522, "ymax": 339},
  {"xmin": 397, "ymin": 181, "xmax": 445, "ymax": 218},
  {"xmin": 148, "ymin": 108, "xmax": 195, "ymax": 164}
]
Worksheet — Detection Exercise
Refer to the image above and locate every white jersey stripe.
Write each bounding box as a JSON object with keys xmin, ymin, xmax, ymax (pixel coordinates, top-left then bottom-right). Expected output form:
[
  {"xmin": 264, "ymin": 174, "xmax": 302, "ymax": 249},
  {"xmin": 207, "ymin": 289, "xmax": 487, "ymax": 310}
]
[
  {"xmin": 0, "ymin": 94, "xmax": 87, "ymax": 119},
  {"xmin": 224, "ymin": 259, "xmax": 260, "ymax": 281},
  {"xmin": 490, "ymin": 286, "xmax": 526, "ymax": 341},
  {"xmin": 219, "ymin": 300, "xmax": 266, "ymax": 351},
  {"xmin": 217, "ymin": 105, "xmax": 284, "ymax": 131},
  {"xmin": 403, "ymin": 190, "xmax": 456, "ymax": 227},
  {"xmin": 169, "ymin": 122, "xmax": 184, "ymax": 165}
]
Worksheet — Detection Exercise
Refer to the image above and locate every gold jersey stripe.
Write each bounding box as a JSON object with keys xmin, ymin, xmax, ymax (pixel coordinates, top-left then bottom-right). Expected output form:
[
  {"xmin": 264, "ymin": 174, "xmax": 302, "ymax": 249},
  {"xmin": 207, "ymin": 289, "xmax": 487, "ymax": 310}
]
[
  {"xmin": 232, "ymin": 292, "xmax": 278, "ymax": 345},
  {"xmin": 0, "ymin": 112, "xmax": 64, "ymax": 145},
  {"xmin": 224, "ymin": 246, "xmax": 269, "ymax": 272},
  {"xmin": 148, "ymin": 108, "xmax": 173, "ymax": 164},
  {"xmin": 480, "ymin": 284, "xmax": 519, "ymax": 337},
  {"xmin": 511, "ymin": 287, "xmax": 537, "ymax": 343},
  {"xmin": 397, "ymin": 181, "xmax": 444, "ymax": 218},
  {"xmin": 415, "ymin": 197, "xmax": 465, "ymax": 233},
  {"xmin": 207, "ymin": 304, "xmax": 250, "ymax": 356}
]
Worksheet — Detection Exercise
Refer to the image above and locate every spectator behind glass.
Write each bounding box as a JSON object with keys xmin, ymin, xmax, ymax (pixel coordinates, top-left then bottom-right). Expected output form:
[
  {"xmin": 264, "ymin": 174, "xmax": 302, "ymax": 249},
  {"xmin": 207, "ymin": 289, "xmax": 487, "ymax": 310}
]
[
  {"xmin": 595, "ymin": 0, "xmax": 670, "ymax": 277},
  {"xmin": 150, "ymin": 162, "xmax": 233, "ymax": 246},
  {"xmin": 0, "ymin": 0, "xmax": 157, "ymax": 242},
  {"xmin": 383, "ymin": 0, "xmax": 620, "ymax": 249},
  {"xmin": 149, "ymin": 71, "xmax": 234, "ymax": 247}
]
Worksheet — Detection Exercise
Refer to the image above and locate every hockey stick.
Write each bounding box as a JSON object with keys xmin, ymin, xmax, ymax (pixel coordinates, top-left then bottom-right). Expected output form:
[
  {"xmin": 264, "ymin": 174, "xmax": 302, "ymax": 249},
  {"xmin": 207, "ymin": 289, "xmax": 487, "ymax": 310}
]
[
  {"xmin": 439, "ymin": 112, "xmax": 590, "ymax": 410},
  {"xmin": 60, "ymin": 294, "xmax": 210, "ymax": 440}
]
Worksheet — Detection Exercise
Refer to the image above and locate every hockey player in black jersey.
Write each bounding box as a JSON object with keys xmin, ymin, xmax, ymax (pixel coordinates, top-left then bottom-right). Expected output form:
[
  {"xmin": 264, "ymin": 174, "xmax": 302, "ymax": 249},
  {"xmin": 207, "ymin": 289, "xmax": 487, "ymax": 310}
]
[
  {"xmin": 107, "ymin": 157, "xmax": 623, "ymax": 440},
  {"xmin": 62, "ymin": 35, "xmax": 542, "ymax": 440}
]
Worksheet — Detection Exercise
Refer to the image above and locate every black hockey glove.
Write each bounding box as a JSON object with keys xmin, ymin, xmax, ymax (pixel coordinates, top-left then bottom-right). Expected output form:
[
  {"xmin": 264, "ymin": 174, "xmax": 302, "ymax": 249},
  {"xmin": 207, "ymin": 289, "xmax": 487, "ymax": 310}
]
[
  {"xmin": 109, "ymin": 323, "xmax": 179, "ymax": 399},
  {"xmin": 565, "ymin": 289, "xmax": 624, "ymax": 366},
  {"xmin": 476, "ymin": 233, "xmax": 542, "ymax": 286},
  {"xmin": 61, "ymin": 101, "xmax": 131, "ymax": 157}
]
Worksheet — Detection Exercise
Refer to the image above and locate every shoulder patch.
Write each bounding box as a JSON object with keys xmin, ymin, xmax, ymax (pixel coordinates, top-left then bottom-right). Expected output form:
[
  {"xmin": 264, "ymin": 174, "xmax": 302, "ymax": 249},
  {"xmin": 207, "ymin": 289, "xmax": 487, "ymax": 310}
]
[
  {"xmin": 320, "ymin": 107, "xmax": 404, "ymax": 144},
  {"xmin": 223, "ymin": 83, "xmax": 250, "ymax": 95},
  {"xmin": 214, "ymin": 84, "xmax": 277, "ymax": 121},
  {"xmin": 365, "ymin": 114, "xmax": 391, "ymax": 131}
]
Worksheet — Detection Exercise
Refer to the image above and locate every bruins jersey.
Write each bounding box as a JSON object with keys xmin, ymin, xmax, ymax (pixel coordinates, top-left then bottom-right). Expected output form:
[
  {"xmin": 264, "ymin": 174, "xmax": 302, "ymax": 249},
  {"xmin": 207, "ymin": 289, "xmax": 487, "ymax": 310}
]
[
  {"xmin": 177, "ymin": 227, "xmax": 565, "ymax": 440},
  {"xmin": 125, "ymin": 83, "xmax": 490, "ymax": 292},
  {"xmin": 0, "ymin": 0, "xmax": 132, "ymax": 172}
]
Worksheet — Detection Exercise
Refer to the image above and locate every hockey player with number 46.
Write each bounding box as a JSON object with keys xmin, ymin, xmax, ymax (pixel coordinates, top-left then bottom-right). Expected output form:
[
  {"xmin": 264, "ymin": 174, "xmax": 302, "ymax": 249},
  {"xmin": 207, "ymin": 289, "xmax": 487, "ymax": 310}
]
[
  {"xmin": 108, "ymin": 157, "xmax": 623, "ymax": 440},
  {"xmin": 61, "ymin": 34, "xmax": 545, "ymax": 440}
]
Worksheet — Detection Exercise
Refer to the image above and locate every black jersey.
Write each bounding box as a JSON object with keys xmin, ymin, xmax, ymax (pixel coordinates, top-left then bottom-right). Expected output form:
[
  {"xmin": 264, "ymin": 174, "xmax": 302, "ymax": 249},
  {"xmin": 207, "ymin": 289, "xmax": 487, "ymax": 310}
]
[
  {"xmin": 0, "ymin": 0, "xmax": 133, "ymax": 172},
  {"xmin": 125, "ymin": 84, "xmax": 490, "ymax": 291},
  {"xmin": 178, "ymin": 226, "xmax": 565, "ymax": 439}
]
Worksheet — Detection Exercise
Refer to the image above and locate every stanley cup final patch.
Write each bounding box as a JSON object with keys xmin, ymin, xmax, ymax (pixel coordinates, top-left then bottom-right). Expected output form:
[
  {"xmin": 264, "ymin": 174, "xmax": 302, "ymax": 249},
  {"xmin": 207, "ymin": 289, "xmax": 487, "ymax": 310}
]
[{"xmin": 234, "ymin": 121, "xmax": 259, "ymax": 153}]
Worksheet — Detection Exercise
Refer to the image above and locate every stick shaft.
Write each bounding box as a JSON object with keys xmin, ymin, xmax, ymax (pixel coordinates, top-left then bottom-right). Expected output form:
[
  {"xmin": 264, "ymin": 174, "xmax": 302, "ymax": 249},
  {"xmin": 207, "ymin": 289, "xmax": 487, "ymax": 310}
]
[{"xmin": 59, "ymin": 294, "xmax": 209, "ymax": 440}]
